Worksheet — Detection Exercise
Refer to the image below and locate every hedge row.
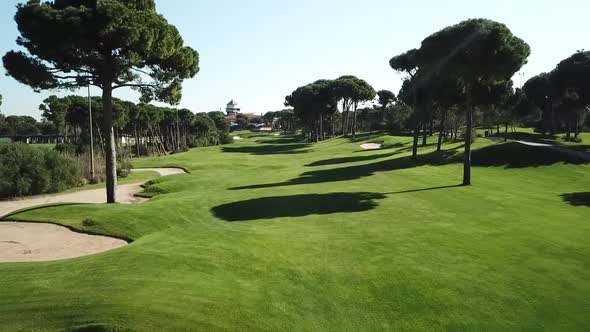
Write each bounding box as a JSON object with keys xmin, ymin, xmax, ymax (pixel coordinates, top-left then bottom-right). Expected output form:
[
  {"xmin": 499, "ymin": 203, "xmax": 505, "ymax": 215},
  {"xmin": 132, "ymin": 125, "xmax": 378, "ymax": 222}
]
[{"xmin": 0, "ymin": 144, "xmax": 83, "ymax": 198}]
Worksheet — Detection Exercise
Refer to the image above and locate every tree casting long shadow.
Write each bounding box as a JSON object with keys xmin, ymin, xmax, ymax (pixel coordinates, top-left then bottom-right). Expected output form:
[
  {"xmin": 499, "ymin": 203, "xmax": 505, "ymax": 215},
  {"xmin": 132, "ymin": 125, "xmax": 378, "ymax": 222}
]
[
  {"xmin": 231, "ymin": 142, "xmax": 588, "ymax": 190},
  {"xmin": 212, "ymin": 192, "xmax": 386, "ymax": 221},
  {"xmin": 222, "ymin": 143, "xmax": 310, "ymax": 155},
  {"xmin": 561, "ymin": 192, "xmax": 590, "ymax": 207}
]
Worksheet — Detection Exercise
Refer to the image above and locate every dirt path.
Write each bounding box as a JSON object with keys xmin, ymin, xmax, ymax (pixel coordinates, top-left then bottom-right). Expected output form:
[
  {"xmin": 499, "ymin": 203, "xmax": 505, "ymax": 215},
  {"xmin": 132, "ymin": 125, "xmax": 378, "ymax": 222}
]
[
  {"xmin": 0, "ymin": 168, "xmax": 186, "ymax": 218},
  {"xmin": 0, "ymin": 168, "xmax": 186, "ymax": 263}
]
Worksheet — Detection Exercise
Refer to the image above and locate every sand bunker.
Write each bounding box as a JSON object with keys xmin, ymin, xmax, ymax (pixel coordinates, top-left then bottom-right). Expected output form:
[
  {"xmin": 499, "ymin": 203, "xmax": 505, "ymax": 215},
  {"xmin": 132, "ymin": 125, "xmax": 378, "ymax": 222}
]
[
  {"xmin": 130, "ymin": 167, "xmax": 186, "ymax": 177},
  {"xmin": 360, "ymin": 143, "xmax": 383, "ymax": 150},
  {"xmin": 0, "ymin": 168, "xmax": 187, "ymax": 218},
  {"xmin": 0, "ymin": 167, "xmax": 186, "ymax": 263},
  {"xmin": 233, "ymin": 136, "xmax": 243, "ymax": 140},
  {"xmin": 0, "ymin": 222, "xmax": 127, "ymax": 263}
]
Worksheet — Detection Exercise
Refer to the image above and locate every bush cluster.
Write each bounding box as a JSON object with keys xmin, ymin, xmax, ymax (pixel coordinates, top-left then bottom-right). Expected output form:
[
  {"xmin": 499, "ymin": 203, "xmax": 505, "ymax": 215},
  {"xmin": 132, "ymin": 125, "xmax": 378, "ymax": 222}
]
[{"xmin": 0, "ymin": 144, "xmax": 83, "ymax": 198}]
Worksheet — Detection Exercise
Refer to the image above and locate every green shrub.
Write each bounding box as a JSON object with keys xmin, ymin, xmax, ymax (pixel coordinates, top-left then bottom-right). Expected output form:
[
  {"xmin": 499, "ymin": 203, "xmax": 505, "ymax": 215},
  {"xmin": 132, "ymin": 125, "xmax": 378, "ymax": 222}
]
[
  {"xmin": 567, "ymin": 136, "xmax": 583, "ymax": 143},
  {"xmin": 44, "ymin": 149, "xmax": 83, "ymax": 193},
  {"xmin": 221, "ymin": 135, "xmax": 234, "ymax": 145},
  {"xmin": 117, "ymin": 158, "xmax": 132, "ymax": 178},
  {"xmin": 0, "ymin": 144, "xmax": 82, "ymax": 198},
  {"xmin": 82, "ymin": 219, "xmax": 97, "ymax": 227}
]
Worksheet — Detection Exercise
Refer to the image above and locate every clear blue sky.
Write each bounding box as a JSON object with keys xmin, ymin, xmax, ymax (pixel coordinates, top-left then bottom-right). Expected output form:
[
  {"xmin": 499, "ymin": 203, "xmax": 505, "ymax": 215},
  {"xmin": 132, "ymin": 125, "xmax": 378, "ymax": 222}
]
[{"xmin": 0, "ymin": 0, "xmax": 588, "ymax": 118}]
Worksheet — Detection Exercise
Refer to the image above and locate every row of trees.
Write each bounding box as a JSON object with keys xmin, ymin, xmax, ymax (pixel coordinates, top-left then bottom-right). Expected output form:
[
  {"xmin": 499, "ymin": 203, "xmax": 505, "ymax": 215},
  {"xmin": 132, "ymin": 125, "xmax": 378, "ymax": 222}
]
[
  {"xmin": 39, "ymin": 95, "xmax": 231, "ymax": 156},
  {"xmin": 263, "ymin": 109, "xmax": 297, "ymax": 133},
  {"xmin": 284, "ymin": 76, "xmax": 378, "ymax": 142},
  {"xmin": 523, "ymin": 51, "xmax": 590, "ymax": 140},
  {"xmin": 1, "ymin": 93, "xmax": 58, "ymax": 137},
  {"xmin": 284, "ymin": 19, "xmax": 532, "ymax": 186}
]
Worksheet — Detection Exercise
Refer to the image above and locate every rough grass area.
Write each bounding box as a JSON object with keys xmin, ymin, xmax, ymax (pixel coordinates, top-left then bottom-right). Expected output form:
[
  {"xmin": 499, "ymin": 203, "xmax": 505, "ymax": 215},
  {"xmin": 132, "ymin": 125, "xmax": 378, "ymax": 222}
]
[{"xmin": 1, "ymin": 132, "xmax": 589, "ymax": 331}]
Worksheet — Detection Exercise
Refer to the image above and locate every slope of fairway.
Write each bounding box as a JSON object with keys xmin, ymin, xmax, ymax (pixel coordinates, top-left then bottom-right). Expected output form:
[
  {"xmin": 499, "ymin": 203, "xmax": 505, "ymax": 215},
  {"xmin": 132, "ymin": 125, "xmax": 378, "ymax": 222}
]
[{"xmin": 1, "ymin": 132, "xmax": 589, "ymax": 331}]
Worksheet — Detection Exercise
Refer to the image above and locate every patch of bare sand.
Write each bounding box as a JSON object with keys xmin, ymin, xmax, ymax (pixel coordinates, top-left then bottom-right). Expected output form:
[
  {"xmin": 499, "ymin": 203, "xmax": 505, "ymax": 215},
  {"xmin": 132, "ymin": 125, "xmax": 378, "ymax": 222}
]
[
  {"xmin": 360, "ymin": 143, "xmax": 383, "ymax": 150},
  {"xmin": 131, "ymin": 167, "xmax": 186, "ymax": 176},
  {"xmin": 0, "ymin": 222, "xmax": 127, "ymax": 263},
  {"xmin": 0, "ymin": 168, "xmax": 186, "ymax": 263}
]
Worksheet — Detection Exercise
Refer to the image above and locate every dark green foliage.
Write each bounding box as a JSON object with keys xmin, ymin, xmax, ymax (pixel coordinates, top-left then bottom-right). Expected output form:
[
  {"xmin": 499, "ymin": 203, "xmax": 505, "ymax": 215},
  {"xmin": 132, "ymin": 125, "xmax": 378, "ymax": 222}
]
[
  {"xmin": 0, "ymin": 144, "xmax": 82, "ymax": 197},
  {"xmin": 377, "ymin": 90, "xmax": 396, "ymax": 110},
  {"xmin": 82, "ymin": 218, "xmax": 97, "ymax": 227},
  {"xmin": 523, "ymin": 51, "xmax": 590, "ymax": 137},
  {"xmin": 236, "ymin": 117, "xmax": 250, "ymax": 130},
  {"xmin": 3, "ymin": 0, "xmax": 199, "ymax": 203},
  {"xmin": 207, "ymin": 111, "xmax": 231, "ymax": 143},
  {"xmin": 392, "ymin": 18, "xmax": 531, "ymax": 184},
  {"xmin": 117, "ymin": 158, "xmax": 132, "ymax": 178}
]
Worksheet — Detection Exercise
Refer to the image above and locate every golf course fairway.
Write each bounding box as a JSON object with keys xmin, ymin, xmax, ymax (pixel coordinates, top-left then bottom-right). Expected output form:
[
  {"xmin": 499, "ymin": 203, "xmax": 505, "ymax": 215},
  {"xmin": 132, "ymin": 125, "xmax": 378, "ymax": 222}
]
[{"xmin": 1, "ymin": 132, "xmax": 589, "ymax": 331}]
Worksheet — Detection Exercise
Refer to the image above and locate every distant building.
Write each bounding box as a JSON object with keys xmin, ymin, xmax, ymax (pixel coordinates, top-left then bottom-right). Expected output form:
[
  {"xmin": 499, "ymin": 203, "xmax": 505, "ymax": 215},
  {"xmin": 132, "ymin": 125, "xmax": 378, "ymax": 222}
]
[
  {"xmin": 226, "ymin": 100, "xmax": 240, "ymax": 115},
  {"xmin": 225, "ymin": 113, "xmax": 262, "ymax": 121}
]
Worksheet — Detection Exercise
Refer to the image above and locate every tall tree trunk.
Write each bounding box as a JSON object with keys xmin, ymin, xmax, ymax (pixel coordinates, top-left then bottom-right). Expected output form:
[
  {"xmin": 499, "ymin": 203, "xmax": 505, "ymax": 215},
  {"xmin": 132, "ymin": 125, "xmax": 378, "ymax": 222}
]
[
  {"xmin": 566, "ymin": 120, "xmax": 571, "ymax": 141},
  {"xmin": 429, "ymin": 118, "xmax": 434, "ymax": 136},
  {"xmin": 422, "ymin": 122, "xmax": 427, "ymax": 146},
  {"xmin": 412, "ymin": 125, "xmax": 419, "ymax": 160},
  {"xmin": 463, "ymin": 99, "xmax": 473, "ymax": 186},
  {"xmin": 341, "ymin": 100, "xmax": 347, "ymax": 136},
  {"xmin": 136, "ymin": 124, "xmax": 142, "ymax": 156},
  {"xmin": 320, "ymin": 113, "xmax": 325, "ymax": 141},
  {"xmin": 504, "ymin": 124, "xmax": 509, "ymax": 142},
  {"xmin": 352, "ymin": 102, "xmax": 358, "ymax": 140},
  {"xmin": 331, "ymin": 115, "xmax": 335, "ymax": 138},
  {"xmin": 437, "ymin": 110, "xmax": 446, "ymax": 152},
  {"xmin": 102, "ymin": 83, "xmax": 117, "ymax": 203},
  {"xmin": 550, "ymin": 103, "xmax": 556, "ymax": 135}
]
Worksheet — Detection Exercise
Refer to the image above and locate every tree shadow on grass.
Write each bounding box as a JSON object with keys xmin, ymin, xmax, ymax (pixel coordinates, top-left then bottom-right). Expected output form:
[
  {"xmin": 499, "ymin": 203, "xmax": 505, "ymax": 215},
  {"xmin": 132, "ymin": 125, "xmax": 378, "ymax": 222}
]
[
  {"xmin": 221, "ymin": 143, "xmax": 310, "ymax": 155},
  {"xmin": 256, "ymin": 136, "xmax": 306, "ymax": 144},
  {"xmin": 561, "ymin": 192, "xmax": 590, "ymax": 207},
  {"xmin": 212, "ymin": 192, "xmax": 386, "ymax": 221},
  {"xmin": 306, "ymin": 152, "xmax": 400, "ymax": 167},
  {"xmin": 230, "ymin": 142, "xmax": 588, "ymax": 191},
  {"xmin": 231, "ymin": 150, "xmax": 458, "ymax": 190},
  {"xmin": 471, "ymin": 142, "xmax": 589, "ymax": 168},
  {"xmin": 383, "ymin": 184, "xmax": 463, "ymax": 195}
]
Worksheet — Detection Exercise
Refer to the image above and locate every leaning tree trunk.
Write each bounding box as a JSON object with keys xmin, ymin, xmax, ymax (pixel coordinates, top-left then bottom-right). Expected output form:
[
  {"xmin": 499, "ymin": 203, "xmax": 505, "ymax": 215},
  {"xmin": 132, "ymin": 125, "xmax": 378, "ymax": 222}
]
[
  {"xmin": 463, "ymin": 98, "xmax": 473, "ymax": 186},
  {"xmin": 102, "ymin": 82, "xmax": 117, "ymax": 203}
]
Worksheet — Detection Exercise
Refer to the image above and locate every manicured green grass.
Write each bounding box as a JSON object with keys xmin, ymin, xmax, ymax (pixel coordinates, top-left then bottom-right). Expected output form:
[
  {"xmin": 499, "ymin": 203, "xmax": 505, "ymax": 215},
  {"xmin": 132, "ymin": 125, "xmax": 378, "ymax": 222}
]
[
  {"xmin": 1, "ymin": 132, "xmax": 589, "ymax": 331},
  {"xmin": 62, "ymin": 170, "xmax": 161, "ymax": 193}
]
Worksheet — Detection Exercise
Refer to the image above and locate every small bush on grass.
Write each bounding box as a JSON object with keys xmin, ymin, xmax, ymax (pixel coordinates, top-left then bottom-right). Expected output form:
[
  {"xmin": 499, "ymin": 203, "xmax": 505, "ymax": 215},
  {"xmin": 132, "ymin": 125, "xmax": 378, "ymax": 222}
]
[
  {"xmin": 82, "ymin": 219, "xmax": 97, "ymax": 227},
  {"xmin": 117, "ymin": 158, "xmax": 132, "ymax": 178},
  {"xmin": 221, "ymin": 135, "xmax": 234, "ymax": 145}
]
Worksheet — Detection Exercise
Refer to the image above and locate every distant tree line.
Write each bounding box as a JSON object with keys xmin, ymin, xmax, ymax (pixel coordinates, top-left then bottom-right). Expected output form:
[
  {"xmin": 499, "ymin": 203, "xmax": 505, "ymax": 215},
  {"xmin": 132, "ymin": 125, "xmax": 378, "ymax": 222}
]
[
  {"xmin": 285, "ymin": 76, "xmax": 377, "ymax": 142},
  {"xmin": 38, "ymin": 95, "xmax": 232, "ymax": 157},
  {"xmin": 523, "ymin": 51, "xmax": 590, "ymax": 141}
]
